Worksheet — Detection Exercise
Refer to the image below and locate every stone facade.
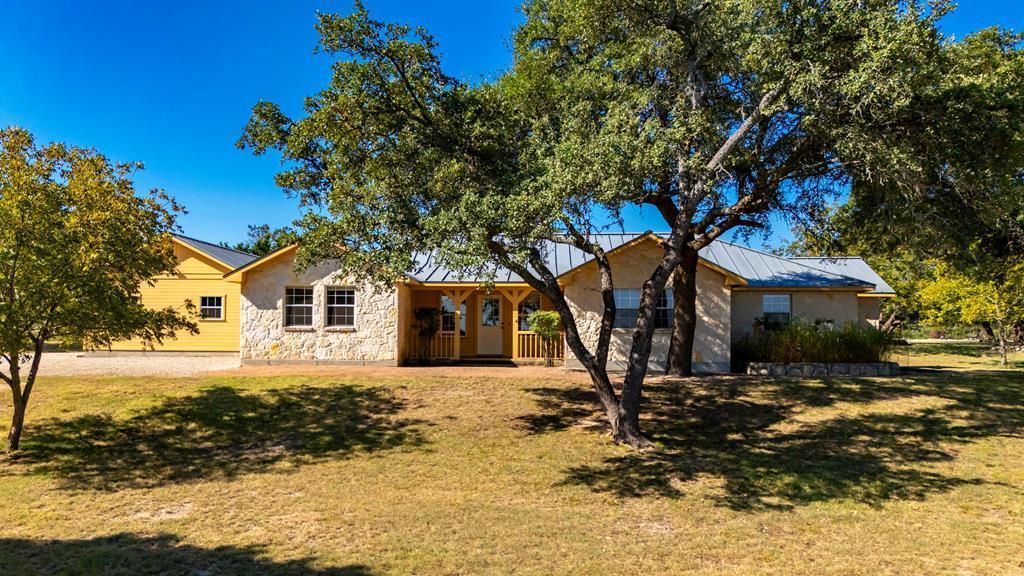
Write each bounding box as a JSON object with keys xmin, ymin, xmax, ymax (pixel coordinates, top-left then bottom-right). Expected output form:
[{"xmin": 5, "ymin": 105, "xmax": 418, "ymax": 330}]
[
  {"xmin": 747, "ymin": 362, "xmax": 900, "ymax": 378},
  {"xmin": 240, "ymin": 253, "xmax": 399, "ymax": 364},
  {"xmin": 562, "ymin": 239, "xmax": 733, "ymax": 373}
]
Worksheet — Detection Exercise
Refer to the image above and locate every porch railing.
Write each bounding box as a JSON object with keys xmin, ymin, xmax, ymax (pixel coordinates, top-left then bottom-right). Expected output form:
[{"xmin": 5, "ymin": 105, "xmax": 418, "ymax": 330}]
[
  {"xmin": 408, "ymin": 330, "xmax": 457, "ymax": 360},
  {"xmin": 516, "ymin": 331, "xmax": 565, "ymax": 361}
]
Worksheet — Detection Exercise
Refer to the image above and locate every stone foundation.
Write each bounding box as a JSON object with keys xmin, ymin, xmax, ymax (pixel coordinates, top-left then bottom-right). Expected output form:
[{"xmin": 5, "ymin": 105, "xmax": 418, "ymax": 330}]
[{"xmin": 747, "ymin": 362, "xmax": 900, "ymax": 377}]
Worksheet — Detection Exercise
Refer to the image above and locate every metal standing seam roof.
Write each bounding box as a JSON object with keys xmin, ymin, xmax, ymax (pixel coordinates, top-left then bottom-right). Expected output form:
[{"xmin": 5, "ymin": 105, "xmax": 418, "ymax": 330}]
[
  {"xmin": 789, "ymin": 257, "xmax": 896, "ymax": 294},
  {"xmin": 172, "ymin": 234, "xmax": 259, "ymax": 270},
  {"xmin": 699, "ymin": 241, "xmax": 874, "ymax": 289},
  {"xmin": 409, "ymin": 233, "xmax": 650, "ymax": 283},
  {"xmin": 409, "ymin": 233, "xmax": 886, "ymax": 292}
]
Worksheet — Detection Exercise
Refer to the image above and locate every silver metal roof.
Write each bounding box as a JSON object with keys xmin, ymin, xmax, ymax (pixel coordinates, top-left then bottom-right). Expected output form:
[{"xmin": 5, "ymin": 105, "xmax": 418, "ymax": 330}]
[
  {"xmin": 789, "ymin": 257, "xmax": 895, "ymax": 294},
  {"xmin": 701, "ymin": 241, "xmax": 872, "ymax": 289},
  {"xmin": 410, "ymin": 233, "xmax": 887, "ymax": 292},
  {"xmin": 173, "ymin": 234, "xmax": 259, "ymax": 270}
]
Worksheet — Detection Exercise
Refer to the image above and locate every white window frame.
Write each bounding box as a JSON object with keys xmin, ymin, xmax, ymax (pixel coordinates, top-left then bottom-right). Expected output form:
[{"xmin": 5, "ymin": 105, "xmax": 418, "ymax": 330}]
[
  {"xmin": 284, "ymin": 287, "xmax": 315, "ymax": 328},
  {"xmin": 325, "ymin": 287, "xmax": 357, "ymax": 329},
  {"xmin": 440, "ymin": 295, "xmax": 466, "ymax": 336},
  {"xmin": 762, "ymin": 294, "xmax": 792, "ymax": 325},
  {"xmin": 613, "ymin": 288, "xmax": 673, "ymax": 329},
  {"xmin": 199, "ymin": 295, "xmax": 224, "ymax": 321}
]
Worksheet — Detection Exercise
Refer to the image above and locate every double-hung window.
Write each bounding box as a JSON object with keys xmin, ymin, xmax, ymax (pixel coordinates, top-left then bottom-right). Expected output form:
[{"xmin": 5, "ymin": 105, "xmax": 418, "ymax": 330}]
[
  {"xmin": 199, "ymin": 296, "xmax": 223, "ymax": 320},
  {"xmin": 613, "ymin": 289, "xmax": 674, "ymax": 329},
  {"xmin": 284, "ymin": 287, "xmax": 314, "ymax": 327},
  {"xmin": 326, "ymin": 288, "xmax": 356, "ymax": 328},
  {"xmin": 762, "ymin": 294, "xmax": 791, "ymax": 327}
]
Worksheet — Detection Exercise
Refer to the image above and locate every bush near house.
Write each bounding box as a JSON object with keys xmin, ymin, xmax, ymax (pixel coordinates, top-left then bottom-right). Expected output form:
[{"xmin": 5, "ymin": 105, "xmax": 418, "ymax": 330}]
[{"xmin": 733, "ymin": 320, "xmax": 898, "ymax": 370}]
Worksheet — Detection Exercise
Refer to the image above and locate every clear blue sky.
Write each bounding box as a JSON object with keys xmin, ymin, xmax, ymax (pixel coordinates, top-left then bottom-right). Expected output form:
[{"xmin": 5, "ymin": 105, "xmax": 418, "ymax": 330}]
[{"xmin": 1, "ymin": 1, "xmax": 1020, "ymax": 248}]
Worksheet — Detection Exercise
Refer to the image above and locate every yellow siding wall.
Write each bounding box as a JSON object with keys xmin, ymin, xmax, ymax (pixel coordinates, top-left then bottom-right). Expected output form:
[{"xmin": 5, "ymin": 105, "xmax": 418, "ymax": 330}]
[{"xmin": 110, "ymin": 243, "xmax": 241, "ymax": 352}]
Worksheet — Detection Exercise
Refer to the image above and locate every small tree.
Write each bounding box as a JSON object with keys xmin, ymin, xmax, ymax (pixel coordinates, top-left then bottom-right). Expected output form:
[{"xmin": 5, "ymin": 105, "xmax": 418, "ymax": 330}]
[
  {"xmin": 527, "ymin": 310, "xmax": 562, "ymax": 367},
  {"xmin": 0, "ymin": 127, "xmax": 197, "ymax": 450},
  {"xmin": 920, "ymin": 260, "xmax": 1023, "ymax": 366}
]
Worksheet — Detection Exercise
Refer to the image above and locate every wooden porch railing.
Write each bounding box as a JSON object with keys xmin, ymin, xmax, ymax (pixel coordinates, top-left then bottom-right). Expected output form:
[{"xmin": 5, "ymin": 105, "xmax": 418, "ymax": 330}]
[
  {"xmin": 408, "ymin": 331, "xmax": 457, "ymax": 360},
  {"xmin": 515, "ymin": 331, "xmax": 565, "ymax": 361}
]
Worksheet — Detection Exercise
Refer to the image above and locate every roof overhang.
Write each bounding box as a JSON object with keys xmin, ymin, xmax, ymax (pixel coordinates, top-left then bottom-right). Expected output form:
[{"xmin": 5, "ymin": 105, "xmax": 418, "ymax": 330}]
[
  {"xmin": 170, "ymin": 236, "xmax": 235, "ymax": 272},
  {"xmin": 857, "ymin": 292, "xmax": 896, "ymax": 298},
  {"xmin": 732, "ymin": 285, "xmax": 874, "ymax": 293}
]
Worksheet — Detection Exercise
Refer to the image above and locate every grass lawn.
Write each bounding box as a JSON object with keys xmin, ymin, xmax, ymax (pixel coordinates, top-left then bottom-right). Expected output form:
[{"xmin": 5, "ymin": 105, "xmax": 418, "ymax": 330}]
[{"xmin": 1, "ymin": 344, "xmax": 1022, "ymax": 575}]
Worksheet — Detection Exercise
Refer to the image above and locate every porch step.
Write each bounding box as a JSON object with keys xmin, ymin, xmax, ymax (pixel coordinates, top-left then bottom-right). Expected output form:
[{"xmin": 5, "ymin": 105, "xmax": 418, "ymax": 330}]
[{"xmin": 453, "ymin": 358, "xmax": 517, "ymax": 367}]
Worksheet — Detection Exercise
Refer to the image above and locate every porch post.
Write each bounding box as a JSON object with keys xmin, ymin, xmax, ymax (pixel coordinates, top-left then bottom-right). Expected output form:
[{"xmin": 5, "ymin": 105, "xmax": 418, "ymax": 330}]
[
  {"xmin": 442, "ymin": 287, "xmax": 475, "ymax": 360},
  {"xmin": 498, "ymin": 288, "xmax": 531, "ymax": 360}
]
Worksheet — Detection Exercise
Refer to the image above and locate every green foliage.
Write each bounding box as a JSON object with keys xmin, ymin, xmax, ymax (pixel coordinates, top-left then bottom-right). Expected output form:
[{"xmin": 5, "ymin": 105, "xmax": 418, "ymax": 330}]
[
  {"xmin": 528, "ymin": 310, "xmax": 562, "ymax": 367},
  {"xmin": 919, "ymin": 261, "xmax": 1024, "ymax": 364},
  {"xmin": 0, "ymin": 126, "xmax": 196, "ymax": 449},
  {"xmin": 222, "ymin": 224, "xmax": 298, "ymax": 257},
  {"xmin": 238, "ymin": 0, "xmax": 968, "ymax": 444},
  {"xmin": 527, "ymin": 310, "xmax": 562, "ymax": 342},
  {"xmin": 734, "ymin": 320, "xmax": 898, "ymax": 367}
]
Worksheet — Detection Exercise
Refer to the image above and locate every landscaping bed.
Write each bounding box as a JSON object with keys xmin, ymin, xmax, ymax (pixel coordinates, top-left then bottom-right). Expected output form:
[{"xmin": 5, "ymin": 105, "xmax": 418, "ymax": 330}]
[{"xmin": 747, "ymin": 361, "xmax": 900, "ymax": 377}]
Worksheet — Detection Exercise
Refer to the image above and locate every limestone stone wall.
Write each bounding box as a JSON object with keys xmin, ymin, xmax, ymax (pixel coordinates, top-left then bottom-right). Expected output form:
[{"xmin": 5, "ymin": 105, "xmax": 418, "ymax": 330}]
[
  {"xmin": 240, "ymin": 253, "xmax": 399, "ymax": 363},
  {"xmin": 747, "ymin": 362, "xmax": 899, "ymax": 378},
  {"xmin": 563, "ymin": 239, "xmax": 732, "ymax": 373}
]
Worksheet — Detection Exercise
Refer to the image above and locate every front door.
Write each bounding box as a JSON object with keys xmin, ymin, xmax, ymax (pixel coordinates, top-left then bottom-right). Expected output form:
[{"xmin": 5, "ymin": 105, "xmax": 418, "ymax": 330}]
[{"xmin": 477, "ymin": 296, "xmax": 503, "ymax": 356}]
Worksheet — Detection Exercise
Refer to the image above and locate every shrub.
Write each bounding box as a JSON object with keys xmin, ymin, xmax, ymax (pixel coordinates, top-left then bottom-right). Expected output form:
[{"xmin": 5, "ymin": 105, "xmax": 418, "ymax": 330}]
[
  {"xmin": 732, "ymin": 319, "xmax": 898, "ymax": 369},
  {"xmin": 527, "ymin": 310, "xmax": 562, "ymax": 367}
]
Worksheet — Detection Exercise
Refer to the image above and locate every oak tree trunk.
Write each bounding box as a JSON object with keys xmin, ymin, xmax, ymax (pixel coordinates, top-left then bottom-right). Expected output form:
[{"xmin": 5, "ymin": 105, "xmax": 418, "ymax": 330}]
[
  {"xmin": 665, "ymin": 248, "xmax": 700, "ymax": 377},
  {"xmin": 7, "ymin": 399, "xmax": 26, "ymax": 451}
]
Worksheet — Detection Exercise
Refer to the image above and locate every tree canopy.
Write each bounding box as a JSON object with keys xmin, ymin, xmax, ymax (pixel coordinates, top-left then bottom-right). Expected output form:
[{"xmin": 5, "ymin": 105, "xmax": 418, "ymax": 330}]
[
  {"xmin": 240, "ymin": 0, "xmax": 977, "ymax": 447},
  {"xmin": 0, "ymin": 127, "xmax": 196, "ymax": 450},
  {"xmin": 222, "ymin": 224, "xmax": 299, "ymax": 257}
]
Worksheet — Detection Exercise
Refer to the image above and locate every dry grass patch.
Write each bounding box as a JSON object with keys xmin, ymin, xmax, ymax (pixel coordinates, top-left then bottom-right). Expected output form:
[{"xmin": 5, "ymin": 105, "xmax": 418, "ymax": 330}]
[{"xmin": 0, "ymin": 359, "xmax": 1022, "ymax": 575}]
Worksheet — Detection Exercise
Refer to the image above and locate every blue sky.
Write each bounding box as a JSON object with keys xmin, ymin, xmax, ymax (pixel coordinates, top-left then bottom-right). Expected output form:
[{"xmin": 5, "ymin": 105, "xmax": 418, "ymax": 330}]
[{"xmin": 1, "ymin": 1, "xmax": 1020, "ymax": 248}]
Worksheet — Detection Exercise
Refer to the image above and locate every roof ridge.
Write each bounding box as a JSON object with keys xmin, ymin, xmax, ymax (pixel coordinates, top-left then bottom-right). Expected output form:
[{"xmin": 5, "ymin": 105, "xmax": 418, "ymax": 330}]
[{"xmin": 790, "ymin": 256, "xmax": 863, "ymax": 260}]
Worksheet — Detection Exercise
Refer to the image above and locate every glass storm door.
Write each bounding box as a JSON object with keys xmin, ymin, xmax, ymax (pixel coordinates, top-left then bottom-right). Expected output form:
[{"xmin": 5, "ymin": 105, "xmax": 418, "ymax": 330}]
[{"xmin": 477, "ymin": 297, "xmax": 504, "ymax": 356}]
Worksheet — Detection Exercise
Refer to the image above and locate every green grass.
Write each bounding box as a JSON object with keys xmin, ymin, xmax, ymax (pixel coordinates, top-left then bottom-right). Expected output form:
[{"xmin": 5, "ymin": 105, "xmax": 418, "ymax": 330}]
[{"xmin": 0, "ymin": 356, "xmax": 1022, "ymax": 575}]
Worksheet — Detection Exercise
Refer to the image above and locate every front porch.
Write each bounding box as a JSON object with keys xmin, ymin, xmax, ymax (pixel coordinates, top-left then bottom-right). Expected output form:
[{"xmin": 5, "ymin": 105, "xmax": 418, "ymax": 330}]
[{"xmin": 404, "ymin": 285, "xmax": 565, "ymax": 364}]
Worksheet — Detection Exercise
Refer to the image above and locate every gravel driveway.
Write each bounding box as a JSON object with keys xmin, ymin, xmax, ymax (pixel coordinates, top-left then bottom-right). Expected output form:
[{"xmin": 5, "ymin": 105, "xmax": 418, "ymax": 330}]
[{"xmin": 30, "ymin": 353, "xmax": 240, "ymax": 377}]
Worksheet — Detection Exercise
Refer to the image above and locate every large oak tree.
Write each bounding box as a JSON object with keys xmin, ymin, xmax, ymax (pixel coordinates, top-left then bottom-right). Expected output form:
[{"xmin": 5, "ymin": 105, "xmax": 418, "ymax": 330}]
[{"xmin": 241, "ymin": 1, "xmax": 954, "ymax": 447}]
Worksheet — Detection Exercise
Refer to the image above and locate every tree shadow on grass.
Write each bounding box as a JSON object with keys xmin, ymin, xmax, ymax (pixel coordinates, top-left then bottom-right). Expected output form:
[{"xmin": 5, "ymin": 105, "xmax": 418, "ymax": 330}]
[
  {"xmin": 522, "ymin": 370, "xmax": 1024, "ymax": 510},
  {"xmin": 6, "ymin": 383, "xmax": 427, "ymax": 491},
  {"xmin": 0, "ymin": 533, "xmax": 372, "ymax": 575}
]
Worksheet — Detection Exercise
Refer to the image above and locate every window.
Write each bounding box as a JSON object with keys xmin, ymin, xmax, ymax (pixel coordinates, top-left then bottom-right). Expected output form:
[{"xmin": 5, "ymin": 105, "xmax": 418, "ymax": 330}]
[
  {"xmin": 200, "ymin": 296, "xmax": 223, "ymax": 320},
  {"xmin": 613, "ymin": 289, "xmax": 673, "ymax": 329},
  {"xmin": 762, "ymin": 294, "xmax": 791, "ymax": 327},
  {"xmin": 655, "ymin": 290, "xmax": 674, "ymax": 328},
  {"xmin": 326, "ymin": 288, "xmax": 356, "ymax": 328},
  {"xmin": 440, "ymin": 296, "xmax": 466, "ymax": 336},
  {"xmin": 284, "ymin": 287, "xmax": 314, "ymax": 327},
  {"xmin": 481, "ymin": 297, "xmax": 501, "ymax": 327},
  {"xmin": 518, "ymin": 293, "xmax": 541, "ymax": 331}
]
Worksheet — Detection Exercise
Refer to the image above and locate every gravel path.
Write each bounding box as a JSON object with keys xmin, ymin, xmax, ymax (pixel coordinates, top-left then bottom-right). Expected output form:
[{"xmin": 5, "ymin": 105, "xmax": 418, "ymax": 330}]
[{"xmin": 30, "ymin": 353, "xmax": 240, "ymax": 377}]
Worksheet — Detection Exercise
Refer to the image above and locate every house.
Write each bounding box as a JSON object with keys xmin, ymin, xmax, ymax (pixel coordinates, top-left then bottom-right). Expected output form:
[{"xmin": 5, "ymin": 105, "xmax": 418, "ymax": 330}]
[
  {"xmin": 108, "ymin": 234, "xmax": 257, "ymax": 353},
  {"xmin": 204, "ymin": 232, "xmax": 892, "ymax": 371}
]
